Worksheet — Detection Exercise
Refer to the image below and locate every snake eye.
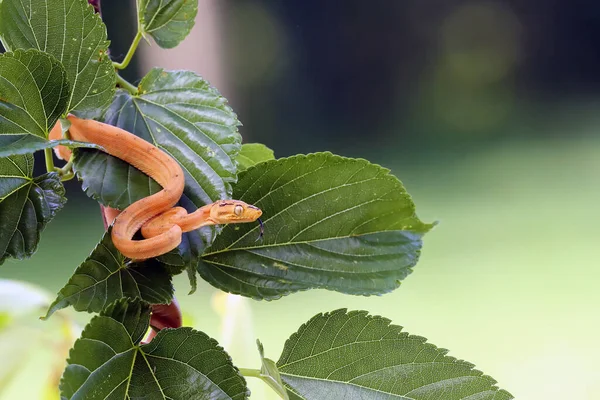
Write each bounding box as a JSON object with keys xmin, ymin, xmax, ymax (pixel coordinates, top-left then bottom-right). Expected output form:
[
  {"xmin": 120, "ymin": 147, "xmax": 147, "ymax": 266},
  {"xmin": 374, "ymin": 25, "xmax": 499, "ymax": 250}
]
[{"xmin": 234, "ymin": 204, "xmax": 243, "ymax": 216}]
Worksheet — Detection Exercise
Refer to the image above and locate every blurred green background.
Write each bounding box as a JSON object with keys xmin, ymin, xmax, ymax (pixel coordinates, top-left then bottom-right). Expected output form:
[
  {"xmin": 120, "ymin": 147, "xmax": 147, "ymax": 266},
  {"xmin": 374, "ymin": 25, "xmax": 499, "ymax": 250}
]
[{"xmin": 2, "ymin": 0, "xmax": 600, "ymax": 398}]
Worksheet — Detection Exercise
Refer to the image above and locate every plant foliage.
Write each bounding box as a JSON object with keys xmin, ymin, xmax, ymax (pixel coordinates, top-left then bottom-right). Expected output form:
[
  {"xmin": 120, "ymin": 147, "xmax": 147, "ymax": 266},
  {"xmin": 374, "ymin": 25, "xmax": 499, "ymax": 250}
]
[
  {"xmin": 61, "ymin": 299, "xmax": 249, "ymax": 399},
  {"xmin": 0, "ymin": 154, "xmax": 66, "ymax": 264},
  {"xmin": 276, "ymin": 309, "xmax": 513, "ymax": 400},
  {"xmin": 0, "ymin": 1, "xmax": 513, "ymax": 399}
]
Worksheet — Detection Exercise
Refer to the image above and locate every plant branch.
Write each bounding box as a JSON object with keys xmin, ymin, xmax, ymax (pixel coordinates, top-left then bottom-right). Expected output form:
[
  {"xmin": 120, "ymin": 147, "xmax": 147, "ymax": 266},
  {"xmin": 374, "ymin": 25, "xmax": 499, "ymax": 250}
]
[
  {"xmin": 44, "ymin": 148, "xmax": 55, "ymax": 173},
  {"xmin": 116, "ymin": 74, "xmax": 138, "ymax": 94},
  {"xmin": 238, "ymin": 368, "xmax": 262, "ymax": 378},
  {"xmin": 239, "ymin": 368, "xmax": 289, "ymax": 399},
  {"xmin": 113, "ymin": 31, "xmax": 142, "ymax": 70},
  {"xmin": 56, "ymin": 153, "xmax": 76, "ymax": 181}
]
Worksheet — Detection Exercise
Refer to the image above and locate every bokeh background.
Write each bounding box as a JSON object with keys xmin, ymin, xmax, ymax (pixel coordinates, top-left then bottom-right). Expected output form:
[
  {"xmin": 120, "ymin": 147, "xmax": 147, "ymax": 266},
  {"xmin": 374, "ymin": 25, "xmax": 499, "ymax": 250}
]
[{"xmin": 1, "ymin": 0, "xmax": 599, "ymax": 398}]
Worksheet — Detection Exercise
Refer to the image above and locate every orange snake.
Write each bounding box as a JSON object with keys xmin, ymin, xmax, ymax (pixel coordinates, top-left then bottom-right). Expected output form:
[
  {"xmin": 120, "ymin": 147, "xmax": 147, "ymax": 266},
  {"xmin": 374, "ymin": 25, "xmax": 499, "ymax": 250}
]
[{"xmin": 49, "ymin": 115, "xmax": 262, "ymax": 260}]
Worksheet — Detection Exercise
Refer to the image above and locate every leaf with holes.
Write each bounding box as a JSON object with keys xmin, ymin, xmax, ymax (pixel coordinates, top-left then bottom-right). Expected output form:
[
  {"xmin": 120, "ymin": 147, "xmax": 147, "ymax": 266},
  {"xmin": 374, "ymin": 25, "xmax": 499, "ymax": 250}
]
[
  {"xmin": 200, "ymin": 152, "xmax": 434, "ymax": 300},
  {"xmin": 43, "ymin": 228, "xmax": 173, "ymax": 319},
  {"xmin": 237, "ymin": 143, "xmax": 275, "ymax": 171},
  {"xmin": 0, "ymin": 154, "xmax": 66, "ymax": 265},
  {"xmin": 139, "ymin": 0, "xmax": 199, "ymax": 48},
  {"xmin": 0, "ymin": 0, "xmax": 116, "ymax": 117},
  {"xmin": 60, "ymin": 299, "xmax": 249, "ymax": 399},
  {"xmin": 275, "ymin": 309, "xmax": 513, "ymax": 400}
]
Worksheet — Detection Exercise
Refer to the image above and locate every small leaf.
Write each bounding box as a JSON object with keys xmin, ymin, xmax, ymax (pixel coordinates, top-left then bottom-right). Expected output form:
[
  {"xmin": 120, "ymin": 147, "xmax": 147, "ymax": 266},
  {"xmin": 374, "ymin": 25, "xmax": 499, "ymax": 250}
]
[
  {"xmin": 44, "ymin": 228, "xmax": 174, "ymax": 319},
  {"xmin": 139, "ymin": 0, "xmax": 199, "ymax": 48},
  {"xmin": 186, "ymin": 262, "xmax": 199, "ymax": 294},
  {"xmin": 0, "ymin": 49, "xmax": 70, "ymax": 156},
  {"xmin": 60, "ymin": 299, "xmax": 249, "ymax": 399},
  {"xmin": 200, "ymin": 153, "xmax": 434, "ymax": 299},
  {"xmin": 0, "ymin": 0, "xmax": 116, "ymax": 117},
  {"xmin": 0, "ymin": 154, "xmax": 66, "ymax": 265},
  {"xmin": 277, "ymin": 309, "xmax": 513, "ymax": 400},
  {"xmin": 237, "ymin": 143, "xmax": 275, "ymax": 171}
]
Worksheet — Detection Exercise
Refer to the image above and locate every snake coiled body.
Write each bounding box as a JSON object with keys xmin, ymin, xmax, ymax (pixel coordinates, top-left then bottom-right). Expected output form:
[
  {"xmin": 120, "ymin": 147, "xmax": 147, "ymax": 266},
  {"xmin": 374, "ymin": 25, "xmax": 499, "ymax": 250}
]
[{"xmin": 50, "ymin": 115, "xmax": 262, "ymax": 259}]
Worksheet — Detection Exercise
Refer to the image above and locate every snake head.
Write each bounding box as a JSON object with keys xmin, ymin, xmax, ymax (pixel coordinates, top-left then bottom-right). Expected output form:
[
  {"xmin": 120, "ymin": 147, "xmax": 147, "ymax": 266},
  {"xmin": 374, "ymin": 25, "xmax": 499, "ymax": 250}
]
[{"xmin": 210, "ymin": 200, "xmax": 262, "ymax": 224}]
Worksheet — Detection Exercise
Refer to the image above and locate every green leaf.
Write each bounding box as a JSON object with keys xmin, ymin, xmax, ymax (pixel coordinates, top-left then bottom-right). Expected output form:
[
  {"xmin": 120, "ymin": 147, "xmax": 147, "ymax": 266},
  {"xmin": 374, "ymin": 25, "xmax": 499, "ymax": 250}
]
[
  {"xmin": 0, "ymin": 49, "xmax": 71, "ymax": 156},
  {"xmin": 73, "ymin": 146, "xmax": 163, "ymax": 208},
  {"xmin": 237, "ymin": 143, "xmax": 275, "ymax": 171},
  {"xmin": 43, "ymin": 228, "xmax": 174, "ymax": 319},
  {"xmin": 197, "ymin": 262, "xmax": 310, "ymax": 300},
  {"xmin": 277, "ymin": 309, "xmax": 513, "ymax": 400},
  {"xmin": 0, "ymin": 154, "xmax": 66, "ymax": 265},
  {"xmin": 0, "ymin": 0, "xmax": 116, "ymax": 117},
  {"xmin": 139, "ymin": 0, "xmax": 199, "ymax": 49},
  {"xmin": 186, "ymin": 261, "xmax": 199, "ymax": 294},
  {"xmin": 76, "ymin": 70, "xmax": 241, "ymax": 209},
  {"xmin": 200, "ymin": 153, "xmax": 434, "ymax": 300},
  {"xmin": 61, "ymin": 299, "xmax": 249, "ymax": 400}
]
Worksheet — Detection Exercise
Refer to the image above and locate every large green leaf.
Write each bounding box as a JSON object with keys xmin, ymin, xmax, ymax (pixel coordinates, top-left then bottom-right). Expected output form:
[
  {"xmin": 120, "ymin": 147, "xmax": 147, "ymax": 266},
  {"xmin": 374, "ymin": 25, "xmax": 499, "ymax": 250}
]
[
  {"xmin": 139, "ymin": 0, "xmax": 199, "ymax": 48},
  {"xmin": 236, "ymin": 143, "xmax": 275, "ymax": 171},
  {"xmin": 60, "ymin": 299, "xmax": 249, "ymax": 399},
  {"xmin": 0, "ymin": 154, "xmax": 66, "ymax": 265},
  {"xmin": 0, "ymin": 49, "xmax": 72, "ymax": 156},
  {"xmin": 200, "ymin": 153, "xmax": 434, "ymax": 300},
  {"xmin": 43, "ymin": 228, "xmax": 174, "ymax": 319},
  {"xmin": 276, "ymin": 309, "xmax": 513, "ymax": 400},
  {"xmin": 0, "ymin": 0, "xmax": 116, "ymax": 117},
  {"xmin": 76, "ymin": 69, "xmax": 241, "ymax": 209}
]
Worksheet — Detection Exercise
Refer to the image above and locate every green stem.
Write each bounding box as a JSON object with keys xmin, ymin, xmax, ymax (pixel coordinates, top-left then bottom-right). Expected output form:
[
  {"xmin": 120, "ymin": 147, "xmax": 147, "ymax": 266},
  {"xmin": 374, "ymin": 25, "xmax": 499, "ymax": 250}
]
[
  {"xmin": 116, "ymin": 74, "xmax": 138, "ymax": 94},
  {"xmin": 239, "ymin": 368, "xmax": 289, "ymax": 399},
  {"xmin": 57, "ymin": 154, "xmax": 75, "ymax": 181},
  {"xmin": 62, "ymin": 154, "xmax": 75, "ymax": 173},
  {"xmin": 238, "ymin": 368, "xmax": 262, "ymax": 378},
  {"xmin": 60, "ymin": 171, "xmax": 75, "ymax": 181},
  {"xmin": 113, "ymin": 31, "xmax": 142, "ymax": 70},
  {"xmin": 44, "ymin": 148, "xmax": 55, "ymax": 173}
]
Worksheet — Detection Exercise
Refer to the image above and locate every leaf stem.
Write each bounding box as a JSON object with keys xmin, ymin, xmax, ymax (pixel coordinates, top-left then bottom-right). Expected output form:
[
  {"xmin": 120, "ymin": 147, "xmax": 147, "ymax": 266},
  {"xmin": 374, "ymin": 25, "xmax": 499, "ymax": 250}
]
[
  {"xmin": 113, "ymin": 31, "xmax": 142, "ymax": 70},
  {"xmin": 116, "ymin": 74, "xmax": 138, "ymax": 95},
  {"xmin": 60, "ymin": 171, "xmax": 75, "ymax": 181},
  {"xmin": 239, "ymin": 368, "xmax": 289, "ymax": 399},
  {"xmin": 56, "ymin": 154, "xmax": 76, "ymax": 181},
  {"xmin": 238, "ymin": 368, "xmax": 262, "ymax": 378},
  {"xmin": 44, "ymin": 148, "xmax": 55, "ymax": 173}
]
